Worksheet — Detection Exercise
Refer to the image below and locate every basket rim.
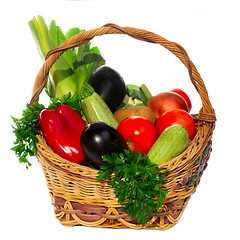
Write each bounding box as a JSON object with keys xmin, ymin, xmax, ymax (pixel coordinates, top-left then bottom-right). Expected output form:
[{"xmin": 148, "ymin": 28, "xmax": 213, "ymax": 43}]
[{"xmin": 36, "ymin": 113, "xmax": 214, "ymax": 178}]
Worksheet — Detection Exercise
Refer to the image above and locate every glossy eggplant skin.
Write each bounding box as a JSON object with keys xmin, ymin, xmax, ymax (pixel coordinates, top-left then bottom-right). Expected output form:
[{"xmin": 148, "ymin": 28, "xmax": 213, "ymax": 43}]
[
  {"xmin": 88, "ymin": 66, "xmax": 126, "ymax": 112},
  {"xmin": 80, "ymin": 122, "xmax": 127, "ymax": 169}
]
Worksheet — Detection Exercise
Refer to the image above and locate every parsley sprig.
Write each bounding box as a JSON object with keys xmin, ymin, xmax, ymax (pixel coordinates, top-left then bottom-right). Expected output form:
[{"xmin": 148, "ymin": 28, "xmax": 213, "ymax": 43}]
[
  {"xmin": 97, "ymin": 150, "xmax": 168, "ymax": 225},
  {"xmin": 11, "ymin": 93, "xmax": 83, "ymax": 168}
]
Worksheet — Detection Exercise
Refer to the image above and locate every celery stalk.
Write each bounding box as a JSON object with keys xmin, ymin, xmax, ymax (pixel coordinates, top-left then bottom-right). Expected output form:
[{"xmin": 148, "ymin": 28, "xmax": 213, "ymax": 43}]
[{"xmin": 28, "ymin": 15, "xmax": 105, "ymax": 98}]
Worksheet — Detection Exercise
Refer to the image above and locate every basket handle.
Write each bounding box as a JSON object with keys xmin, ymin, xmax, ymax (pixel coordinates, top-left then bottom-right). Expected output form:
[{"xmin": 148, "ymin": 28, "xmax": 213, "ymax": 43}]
[{"xmin": 30, "ymin": 23, "xmax": 216, "ymax": 122}]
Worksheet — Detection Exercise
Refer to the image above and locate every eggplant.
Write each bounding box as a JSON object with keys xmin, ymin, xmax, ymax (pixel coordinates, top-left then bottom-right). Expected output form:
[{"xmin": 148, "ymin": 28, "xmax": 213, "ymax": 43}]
[
  {"xmin": 80, "ymin": 122, "xmax": 127, "ymax": 169},
  {"xmin": 88, "ymin": 66, "xmax": 126, "ymax": 112}
]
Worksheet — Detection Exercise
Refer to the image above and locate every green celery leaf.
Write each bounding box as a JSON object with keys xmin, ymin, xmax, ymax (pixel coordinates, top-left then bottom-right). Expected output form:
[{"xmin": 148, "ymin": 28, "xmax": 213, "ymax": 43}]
[
  {"xmin": 75, "ymin": 53, "xmax": 105, "ymax": 93},
  {"xmin": 49, "ymin": 20, "xmax": 76, "ymax": 70},
  {"xmin": 65, "ymin": 28, "xmax": 82, "ymax": 39},
  {"xmin": 29, "ymin": 15, "xmax": 105, "ymax": 98},
  {"xmin": 29, "ymin": 16, "xmax": 77, "ymax": 98}
]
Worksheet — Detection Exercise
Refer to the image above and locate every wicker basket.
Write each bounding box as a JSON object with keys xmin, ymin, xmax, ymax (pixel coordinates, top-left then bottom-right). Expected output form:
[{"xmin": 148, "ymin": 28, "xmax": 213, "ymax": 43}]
[{"xmin": 29, "ymin": 23, "xmax": 216, "ymax": 230}]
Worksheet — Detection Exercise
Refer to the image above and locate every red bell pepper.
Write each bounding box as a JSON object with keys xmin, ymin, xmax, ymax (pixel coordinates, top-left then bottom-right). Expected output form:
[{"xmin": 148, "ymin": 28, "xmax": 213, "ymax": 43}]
[{"xmin": 38, "ymin": 105, "xmax": 87, "ymax": 164}]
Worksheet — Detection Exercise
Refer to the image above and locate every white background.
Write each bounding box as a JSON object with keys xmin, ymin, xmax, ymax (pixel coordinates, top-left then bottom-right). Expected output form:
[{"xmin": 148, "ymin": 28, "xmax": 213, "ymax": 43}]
[{"xmin": 1, "ymin": 0, "xmax": 239, "ymax": 239}]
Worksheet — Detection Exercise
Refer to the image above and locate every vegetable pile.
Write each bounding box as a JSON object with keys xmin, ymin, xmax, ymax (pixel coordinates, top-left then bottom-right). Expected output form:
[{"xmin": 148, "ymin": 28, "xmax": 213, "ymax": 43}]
[{"xmin": 11, "ymin": 16, "xmax": 198, "ymax": 225}]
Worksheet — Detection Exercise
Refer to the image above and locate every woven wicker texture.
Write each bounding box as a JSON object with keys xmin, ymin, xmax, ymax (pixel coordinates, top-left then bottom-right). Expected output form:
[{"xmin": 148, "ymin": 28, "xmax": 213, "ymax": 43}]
[{"xmin": 30, "ymin": 23, "xmax": 216, "ymax": 230}]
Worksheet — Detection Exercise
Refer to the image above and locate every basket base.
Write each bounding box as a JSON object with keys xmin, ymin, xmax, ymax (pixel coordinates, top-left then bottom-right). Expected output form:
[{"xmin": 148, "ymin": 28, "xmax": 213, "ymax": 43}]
[{"xmin": 49, "ymin": 192, "xmax": 190, "ymax": 230}]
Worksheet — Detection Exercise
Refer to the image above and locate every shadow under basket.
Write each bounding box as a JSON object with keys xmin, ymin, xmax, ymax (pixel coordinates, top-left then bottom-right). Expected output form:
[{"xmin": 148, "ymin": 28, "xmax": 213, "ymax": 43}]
[{"xmin": 30, "ymin": 23, "xmax": 216, "ymax": 230}]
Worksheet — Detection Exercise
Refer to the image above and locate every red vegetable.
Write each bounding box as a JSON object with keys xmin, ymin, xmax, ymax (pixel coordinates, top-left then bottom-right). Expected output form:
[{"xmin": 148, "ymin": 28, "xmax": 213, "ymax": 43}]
[
  {"xmin": 156, "ymin": 109, "xmax": 196, "ymax": 140},
  {"xmin": 117, "ymin": 116, "xmax": 157, "ymax": 154},
  {"xmin": 171, "ymin": 88, "xmax": 192, "ymax": 112},
  {"xmin": 147, "ymin": 91, "xmax": 189, "ymax": 118},
  {"xmin": 38, "ymin": 105, "xmax": 87, "ymax": 164}
]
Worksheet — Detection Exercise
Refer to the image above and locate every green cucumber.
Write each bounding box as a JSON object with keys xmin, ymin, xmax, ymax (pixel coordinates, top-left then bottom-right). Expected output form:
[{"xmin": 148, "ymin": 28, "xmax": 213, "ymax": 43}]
[
  {"xmin": 147, "ymin": 125, "xmax": 189, "ymax": 165},
  {"xmin": 81, "ymin": 83, "xmax": 119, "ymax": 128}
]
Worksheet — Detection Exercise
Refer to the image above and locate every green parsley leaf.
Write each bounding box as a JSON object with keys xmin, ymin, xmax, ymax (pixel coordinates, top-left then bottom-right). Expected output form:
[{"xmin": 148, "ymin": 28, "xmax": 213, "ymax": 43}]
[
  {"xmin": 11, "ymin": 102, "xmax": 45, "ymax": 168},
  {"xmin": 97, "ymin": 149, "xmax": 168, "ymax": 225}
]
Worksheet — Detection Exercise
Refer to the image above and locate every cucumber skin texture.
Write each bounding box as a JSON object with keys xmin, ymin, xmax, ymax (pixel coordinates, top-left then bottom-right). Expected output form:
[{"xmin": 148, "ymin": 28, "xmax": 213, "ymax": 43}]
[
  {"xmin": 82, "ymin": 92, "xmax": 119, "ymax": 129},
  {"xmin": 147, "ymin": 125, "xmax": 189, "ymax": 165}
]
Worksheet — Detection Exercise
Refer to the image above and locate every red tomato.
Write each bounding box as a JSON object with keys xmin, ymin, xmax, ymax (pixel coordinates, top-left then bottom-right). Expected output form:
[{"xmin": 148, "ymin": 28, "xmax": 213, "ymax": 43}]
[
  {"xmin": 171, "ymin": 88, "xmax": 192, "ymax": 112},
  {"xmin": 147, "ymin": 92, "xmax": 189, "ymax": 118},
  {"xmin": 156, "ymin": 109, "xmax": 196, "ymax": 140},
  {"xmin": 117, "ymin": 116, "xmax": 157, "ymax": 154}
]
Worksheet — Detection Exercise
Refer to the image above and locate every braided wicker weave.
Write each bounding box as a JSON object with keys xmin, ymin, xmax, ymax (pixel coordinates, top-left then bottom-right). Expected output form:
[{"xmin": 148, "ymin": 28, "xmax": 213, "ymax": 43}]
[{"xmin": 30, "ymin": 23, "xmax": 216, "ymax": 230}]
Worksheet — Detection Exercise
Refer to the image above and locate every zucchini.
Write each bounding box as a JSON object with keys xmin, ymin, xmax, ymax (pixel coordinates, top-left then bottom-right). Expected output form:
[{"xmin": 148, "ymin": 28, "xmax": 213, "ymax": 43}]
[
  {"xmin": 147, "ymin": 125, "xmax": 189, "ymax": 165},
  {"xmin": 81, "ymin": 83, "xmax": 119, "ymax": 128},
  {"xmin": 140, "ymin": 84, "xmax": 152, "ymax": 101}
]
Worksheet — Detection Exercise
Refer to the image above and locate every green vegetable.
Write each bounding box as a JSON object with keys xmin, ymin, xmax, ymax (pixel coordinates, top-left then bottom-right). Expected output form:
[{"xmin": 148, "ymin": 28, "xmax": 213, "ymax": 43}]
[
  {"xmin": 140, "ymin": 84, "xmax": 152, "ymax": 101},
  {"xmin": 127, "ymin": 84, "xmax": 151, "ymax": 105},
  {"xmin": 119, "ymin": 84, "xmax": 152, "ymax": 109},
  {"xmin": 97, "ymin": 149, "xmax": 168, "ymax": 225},
  {"xmin": 81, "ymin": 83, "xmax": 119, "ymax": 128},
  {"xmin": 11, "ymin": 93, "xmax": 84, "ymax": 168},
  {"xmin": 148, "ymin": 125, "xmax": 189, "ymax": 165},
  {"xmin": 11, "ymin": 102, "xmax": 45, "ymax": 168},
  {"xmin": 28, "ymin": 15, "xmax": 105, "ymax": 98}
]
